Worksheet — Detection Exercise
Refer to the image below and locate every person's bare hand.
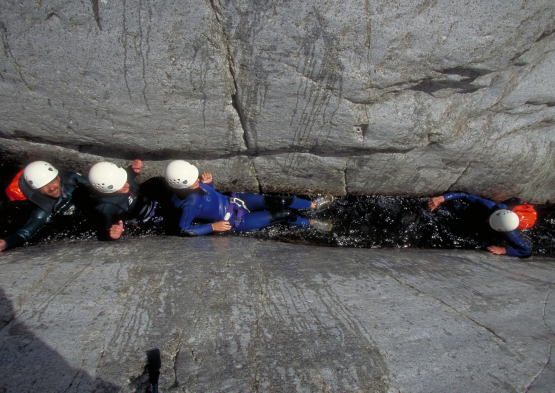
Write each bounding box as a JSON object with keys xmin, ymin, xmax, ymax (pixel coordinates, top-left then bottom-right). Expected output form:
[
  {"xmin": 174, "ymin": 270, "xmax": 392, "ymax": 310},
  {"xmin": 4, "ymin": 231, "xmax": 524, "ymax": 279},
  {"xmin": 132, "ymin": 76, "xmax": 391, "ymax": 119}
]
[
  {"xmin": 201, "ymin": 173, "xmax": 212, "ymax": 184},
  {"xmin": 487, "ymin": 246, "xmax": 506, "ymax": 255},
  {"xmin": 132, "ymin": 159, "xmax": 143, "ymax": 174},
  {"xmin": 0, "ymin": 239, "xmax": 6, "ymax": 253},
  {"xmin": 110, "ymin": 221, "xmax": 124, "ymax": 239},
  {"xmin": 427, "ymin": 196, "xmax": 445, "ymax": 211},
  {"xmin": 211, "ymin": 221, "xmax": 231, "ymax": 231}
]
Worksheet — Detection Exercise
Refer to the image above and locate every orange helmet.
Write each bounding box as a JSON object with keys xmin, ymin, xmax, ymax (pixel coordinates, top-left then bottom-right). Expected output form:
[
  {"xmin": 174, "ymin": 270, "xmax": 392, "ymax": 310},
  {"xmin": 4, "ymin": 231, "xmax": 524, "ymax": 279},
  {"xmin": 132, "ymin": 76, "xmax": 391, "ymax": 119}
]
[{"xmin": 511, "ymin": 204, "xmax": 537, "ymax": 230}]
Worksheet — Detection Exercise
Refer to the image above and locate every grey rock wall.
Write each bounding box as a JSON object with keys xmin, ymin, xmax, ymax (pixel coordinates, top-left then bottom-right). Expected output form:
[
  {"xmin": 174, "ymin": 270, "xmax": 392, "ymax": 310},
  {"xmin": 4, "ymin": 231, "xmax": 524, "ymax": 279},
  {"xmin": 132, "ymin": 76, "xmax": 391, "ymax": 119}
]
[
  {"xmin": 0, "ymin": 1, "xmax": 554, "ymax": 202},
  {"xmin": 1, "ymin": 237, "xmax": 554, "ymax": 392}
]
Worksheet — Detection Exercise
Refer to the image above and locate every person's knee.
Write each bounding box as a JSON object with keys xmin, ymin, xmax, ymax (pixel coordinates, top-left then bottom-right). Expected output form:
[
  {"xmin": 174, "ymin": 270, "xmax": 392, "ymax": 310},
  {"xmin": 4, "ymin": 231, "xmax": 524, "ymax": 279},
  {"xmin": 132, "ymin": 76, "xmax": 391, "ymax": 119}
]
[
  {"xmin": 270, "ymin": 209, "xmax": 296, "ymax": 223},
  {"xmin": 263, "ymin": 196, "xmax": 295, "ymax": 209}
]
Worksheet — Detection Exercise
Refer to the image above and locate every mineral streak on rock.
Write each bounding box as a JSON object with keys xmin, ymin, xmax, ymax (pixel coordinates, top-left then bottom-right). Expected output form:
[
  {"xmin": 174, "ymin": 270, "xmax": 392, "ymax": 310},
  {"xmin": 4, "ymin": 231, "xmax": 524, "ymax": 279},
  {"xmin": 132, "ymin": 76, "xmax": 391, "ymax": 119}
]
[{"xmin": 0, "ymin": 1, "xmax": 554, "ymax": 202}]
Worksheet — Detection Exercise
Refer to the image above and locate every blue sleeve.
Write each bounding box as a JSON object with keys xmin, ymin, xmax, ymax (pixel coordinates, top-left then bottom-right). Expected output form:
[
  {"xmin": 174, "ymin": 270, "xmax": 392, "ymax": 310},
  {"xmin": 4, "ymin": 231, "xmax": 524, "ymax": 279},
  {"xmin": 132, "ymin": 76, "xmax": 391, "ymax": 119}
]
[
  {"xmin": 3, "ymin": 208, "xmax": 50, "ymax": 250},
  {"xmin": 177, "ymin": 196, "xmax": 214, "ymax": 236},
  {"xmin": 443, "ymin": 192, "xmax": 499, "ymax": 210},
  {"xmin": 504, "ymin": 231, "xmax": 532, "ymax": 258}
]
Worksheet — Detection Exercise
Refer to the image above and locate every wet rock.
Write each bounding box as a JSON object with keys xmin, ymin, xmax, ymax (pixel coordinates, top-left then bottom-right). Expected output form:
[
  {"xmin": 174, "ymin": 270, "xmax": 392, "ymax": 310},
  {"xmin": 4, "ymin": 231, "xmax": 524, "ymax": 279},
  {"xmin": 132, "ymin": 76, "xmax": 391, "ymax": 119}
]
[
  {"xmin": 0, "ymin": 1, "xmax": 555, "ymax": 201},
  {"xmin": 0, "ymin": 237, "xmax": 553, "ymax": 391}
]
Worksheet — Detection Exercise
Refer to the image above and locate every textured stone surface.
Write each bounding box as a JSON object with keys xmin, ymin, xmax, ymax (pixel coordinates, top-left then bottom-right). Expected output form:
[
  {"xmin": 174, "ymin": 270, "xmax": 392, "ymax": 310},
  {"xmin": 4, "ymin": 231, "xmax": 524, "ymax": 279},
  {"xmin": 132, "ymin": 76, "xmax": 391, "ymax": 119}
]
[
  {"xmin": 0, "ymin": 237, "xmax": 554, "ymax": 392},
  {"xmin": 1, "ymin": 1, "xmax": 554, "ymax": 201}
]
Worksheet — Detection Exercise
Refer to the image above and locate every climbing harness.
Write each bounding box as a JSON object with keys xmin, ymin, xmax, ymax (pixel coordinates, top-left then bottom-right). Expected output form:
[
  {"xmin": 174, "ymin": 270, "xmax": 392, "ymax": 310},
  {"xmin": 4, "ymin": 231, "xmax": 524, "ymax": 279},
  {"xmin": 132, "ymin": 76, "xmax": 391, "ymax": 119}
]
[{"xmin": 225, "ymin": 193, "xmax": 250, "ymax": 231}]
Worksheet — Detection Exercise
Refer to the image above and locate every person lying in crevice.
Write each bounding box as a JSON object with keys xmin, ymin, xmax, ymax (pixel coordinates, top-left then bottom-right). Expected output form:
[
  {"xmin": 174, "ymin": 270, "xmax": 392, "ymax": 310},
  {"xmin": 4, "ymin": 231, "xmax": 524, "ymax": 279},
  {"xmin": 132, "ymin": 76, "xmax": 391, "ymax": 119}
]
[
  {"xmin": 427, "ymin": 192, "xmax": 535, "ymax": 258},
  {"xmin": 0, "ymin": 161, "xmax": 90, "ymax": 252},
  {"xmin": 164, "ymin": 160, "xmax": 334, "ymax": 236},
  {"xmin": 87, "ymin": 160, "xmax": 162, "ymax": 240}
]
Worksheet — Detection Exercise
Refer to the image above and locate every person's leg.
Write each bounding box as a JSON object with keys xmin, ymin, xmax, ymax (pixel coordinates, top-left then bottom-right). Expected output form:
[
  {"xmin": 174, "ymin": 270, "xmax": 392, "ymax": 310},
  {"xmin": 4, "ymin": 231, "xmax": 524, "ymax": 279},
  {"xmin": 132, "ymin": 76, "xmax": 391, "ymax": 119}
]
[
  {"xmin": 236, "ymin": 209, "xmax": 310, "ymax": 232},
  {"xmin": 237, "ymin": 193, "xmax": 312, "ymax": 211}
]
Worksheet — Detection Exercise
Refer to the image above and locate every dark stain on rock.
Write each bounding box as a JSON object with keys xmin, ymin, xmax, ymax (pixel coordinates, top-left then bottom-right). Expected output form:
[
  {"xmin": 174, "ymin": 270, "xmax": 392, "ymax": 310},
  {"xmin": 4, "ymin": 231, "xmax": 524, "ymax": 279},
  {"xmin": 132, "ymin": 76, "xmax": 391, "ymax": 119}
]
[{"xmin": 410, "ymin": 67, "xmax": 492, "ymax": 94}]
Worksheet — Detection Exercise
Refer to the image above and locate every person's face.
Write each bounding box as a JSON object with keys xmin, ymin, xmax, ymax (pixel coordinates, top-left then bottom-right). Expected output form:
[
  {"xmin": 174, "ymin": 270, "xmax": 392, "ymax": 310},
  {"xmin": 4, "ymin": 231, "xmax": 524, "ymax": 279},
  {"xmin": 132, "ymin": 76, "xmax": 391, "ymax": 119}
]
[
  {"xmin": 188, "ymin": 179, "xmax": 200, "ymax": 189},
  {"xmin": 115, "ymin": 182, "xmax": 130, "ymax": 194},
  {"xmin": 39, "ymin": 177, "xmax": 62, "ymax": 198}
]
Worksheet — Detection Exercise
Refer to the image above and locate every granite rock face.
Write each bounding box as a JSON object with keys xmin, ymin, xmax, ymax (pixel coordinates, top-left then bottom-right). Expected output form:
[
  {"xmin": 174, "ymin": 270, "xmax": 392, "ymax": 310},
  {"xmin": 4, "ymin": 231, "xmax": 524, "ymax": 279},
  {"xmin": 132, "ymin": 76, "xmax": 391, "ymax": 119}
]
[
  {"xmin": 0, "ymin": 237, "xmax": 554, "ymax": 392},
  {"xmin": 0, "ymin": 1, "xmax": 554, "ymax": 201}
]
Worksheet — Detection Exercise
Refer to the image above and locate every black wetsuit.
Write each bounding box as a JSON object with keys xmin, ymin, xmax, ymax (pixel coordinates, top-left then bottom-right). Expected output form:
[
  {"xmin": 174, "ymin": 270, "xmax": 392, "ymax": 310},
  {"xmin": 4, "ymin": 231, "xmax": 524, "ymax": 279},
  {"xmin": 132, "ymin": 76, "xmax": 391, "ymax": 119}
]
[
  {"xmin": 3, "ymin": 172, "xmax": 90, "ymax": 250},
  {"xmin": 89, "ymin": 167, "xmax": 157, "ymax": 240},
  {"xmin": 443, "ymin": 192, "xmax": 531, "ymax": 258}
]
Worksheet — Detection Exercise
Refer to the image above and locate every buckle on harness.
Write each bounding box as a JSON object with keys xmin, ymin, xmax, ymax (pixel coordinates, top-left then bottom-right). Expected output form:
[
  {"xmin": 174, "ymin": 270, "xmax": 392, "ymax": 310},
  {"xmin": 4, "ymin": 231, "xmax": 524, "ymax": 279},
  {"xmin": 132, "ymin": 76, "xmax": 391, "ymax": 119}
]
[{"xmin": 230, "ymin": 197, "xmax": 250, "ymax": 212}]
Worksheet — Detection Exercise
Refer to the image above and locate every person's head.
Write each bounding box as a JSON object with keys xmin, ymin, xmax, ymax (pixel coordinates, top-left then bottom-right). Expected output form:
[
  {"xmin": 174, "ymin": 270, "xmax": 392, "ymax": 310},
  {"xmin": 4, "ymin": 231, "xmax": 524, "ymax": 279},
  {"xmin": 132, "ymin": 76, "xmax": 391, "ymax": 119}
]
[
  {"xmin": 23, "ymin": 161, "xmax": 62, "ymax": 198},
  {"xmin": 165, "ymin": 160, "xmax": 199, "ymax": 190},
  {"xmin": 489, "ymin": 209, "xmax": 519, "ymax": 232},
  {"xmin": 88, "ymin": 162, "xmax": 128, "ymax": 194}
]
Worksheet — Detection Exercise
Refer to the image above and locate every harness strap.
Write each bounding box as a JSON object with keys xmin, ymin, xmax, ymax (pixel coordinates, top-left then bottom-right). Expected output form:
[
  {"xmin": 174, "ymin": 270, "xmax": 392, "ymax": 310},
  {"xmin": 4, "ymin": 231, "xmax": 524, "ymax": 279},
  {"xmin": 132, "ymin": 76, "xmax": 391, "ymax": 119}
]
[{"xmin": 225, "ymin": 193, "xmax": 250, "ymax": 231}]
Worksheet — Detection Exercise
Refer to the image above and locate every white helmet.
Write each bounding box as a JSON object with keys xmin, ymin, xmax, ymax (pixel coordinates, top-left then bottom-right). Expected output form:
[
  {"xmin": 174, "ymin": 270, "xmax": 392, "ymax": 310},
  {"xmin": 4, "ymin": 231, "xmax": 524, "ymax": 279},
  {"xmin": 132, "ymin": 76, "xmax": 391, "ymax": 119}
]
[
  {"xmin": 88, "ymin": 162, "xmax": 128, "ymax": 193},
  {"xmin": 23, "ymin": 161, "xmax": 59, "ymax": 189},
  {"xmin": 489, "ymin": 209, "xmax": 520, "ymax": 232},
  {"xmin": 165, "ymin": 160, "xmax": 199, "ymax": 189}
]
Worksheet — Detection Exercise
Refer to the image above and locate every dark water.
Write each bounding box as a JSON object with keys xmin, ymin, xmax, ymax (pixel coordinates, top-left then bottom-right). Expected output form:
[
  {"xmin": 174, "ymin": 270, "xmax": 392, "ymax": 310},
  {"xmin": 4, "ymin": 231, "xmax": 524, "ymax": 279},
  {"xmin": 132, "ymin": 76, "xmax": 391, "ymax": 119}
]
[{"xmin": 1, "ymin": 176, "xmax": 555, "ymax": 258}]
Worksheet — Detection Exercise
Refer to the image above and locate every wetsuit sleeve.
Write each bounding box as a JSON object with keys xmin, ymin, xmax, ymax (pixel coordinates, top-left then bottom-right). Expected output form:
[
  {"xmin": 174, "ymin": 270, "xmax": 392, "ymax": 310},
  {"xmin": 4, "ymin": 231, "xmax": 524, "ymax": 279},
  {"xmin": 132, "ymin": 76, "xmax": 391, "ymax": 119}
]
[
  {"xmin": 94, "ymin": 212, "xmax": 120, "ymax": 241},
  {"xmin": 504, "ymin": 231, "xmax": 532, "ymax": 258},
  {"xmin": 443, "ymin": 192, "xmax": 498, "ymax": 209},
  {"xmin": 178, "ymin": 204, "xmax": 213, "ymax": 236},
  {"xmin": 2, "ymin": 208, "xmax": 50, "ymax": 250}
]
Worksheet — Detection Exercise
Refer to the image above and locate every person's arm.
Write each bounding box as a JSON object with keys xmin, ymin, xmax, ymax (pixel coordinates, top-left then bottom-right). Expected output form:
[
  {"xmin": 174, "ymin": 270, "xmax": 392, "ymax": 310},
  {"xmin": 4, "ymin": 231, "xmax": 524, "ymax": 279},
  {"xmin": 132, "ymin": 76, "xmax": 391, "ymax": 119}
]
[
  {"xmin": 444, "ymin": 192, "xmax": 498, "ymax": 210},
  {"xmin": 503, "ymin": 231, "xmax": 532, "ymax": 258},
  {"xmin": 94, "ymin": 212, "xmax": 123, "ymax": 241},
  {"xmin": 66, "ymin": 172, "xmax": 90, "ymax": 187},
  {"xmin": 1, "ymin": 208, "xmax": 50, "ymax": 251},
  {"xmin": 177, "ymin": 203, "xmax": 215, "ymax": 236}
]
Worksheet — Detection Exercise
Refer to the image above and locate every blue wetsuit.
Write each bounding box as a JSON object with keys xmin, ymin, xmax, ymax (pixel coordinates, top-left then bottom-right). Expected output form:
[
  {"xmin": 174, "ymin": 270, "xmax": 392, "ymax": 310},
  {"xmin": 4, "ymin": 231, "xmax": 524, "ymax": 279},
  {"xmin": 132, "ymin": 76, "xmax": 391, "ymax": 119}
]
[
  {"xmin": 171, "ymin": 181, "xmax": 311, "ymax": 236},
  {"xmin": 443, "ymin": 192, "xmax": 531, "ymax": 258},
  {"xmin": 3, "ymin": 172, "xmax": 89, "ymax": 250}
]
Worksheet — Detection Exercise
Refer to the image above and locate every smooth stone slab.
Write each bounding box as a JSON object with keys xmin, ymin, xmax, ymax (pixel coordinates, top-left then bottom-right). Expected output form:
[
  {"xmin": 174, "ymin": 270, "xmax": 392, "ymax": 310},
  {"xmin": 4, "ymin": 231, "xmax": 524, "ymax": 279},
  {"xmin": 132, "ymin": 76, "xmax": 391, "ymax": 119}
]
[{"xmin": 0, "ymin": 237, "xmax": 553, "ymax": 392}]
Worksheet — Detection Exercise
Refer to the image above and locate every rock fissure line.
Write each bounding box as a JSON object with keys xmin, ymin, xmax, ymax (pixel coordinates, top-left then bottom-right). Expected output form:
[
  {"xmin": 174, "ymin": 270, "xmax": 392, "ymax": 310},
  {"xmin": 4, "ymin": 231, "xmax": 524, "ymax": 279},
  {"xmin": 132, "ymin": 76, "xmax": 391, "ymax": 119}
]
[
  {"xmin": 208, "ymin": 0, "xmax": 251, "ymax": 155},
  {"xmin": 0, "ymin": 133, "xmax": 420, "ymax": 166},
  {"xmin": 386, "ymin": 274, "xmax": 513, "ymax": 347},
  {"xmin": 0, "ymin": 21, "xmax": 31, "ymax": 91},
  {"xmin": 525, "ymin": 289, "xmax": 554, "ymax": 392},
  {"xmin": 447, "ymin": 162, "xmax": 471, "ymax": 191},
  {"xmin": 0, "ymin": 315, "xmax": 15, "ymax": 334},
  {"xmin": 121, "ymin": 0, "xmax": 133, "ymax": 102},
  {"xmin": 138, "ymin": 0, "xmax": 151, "ymax": 111},
  {"xmin": 90, "ymin": 0, "xmax": 102, "ymax": 31}
]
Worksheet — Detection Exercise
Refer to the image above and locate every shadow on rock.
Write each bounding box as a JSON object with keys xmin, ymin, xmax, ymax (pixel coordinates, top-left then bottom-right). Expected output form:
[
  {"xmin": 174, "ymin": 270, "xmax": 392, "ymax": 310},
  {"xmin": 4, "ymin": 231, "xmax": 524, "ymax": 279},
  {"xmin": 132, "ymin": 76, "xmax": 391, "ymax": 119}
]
[{"xmin": 0, "ymin": 287, "xmax": 120, "ymax": 392}]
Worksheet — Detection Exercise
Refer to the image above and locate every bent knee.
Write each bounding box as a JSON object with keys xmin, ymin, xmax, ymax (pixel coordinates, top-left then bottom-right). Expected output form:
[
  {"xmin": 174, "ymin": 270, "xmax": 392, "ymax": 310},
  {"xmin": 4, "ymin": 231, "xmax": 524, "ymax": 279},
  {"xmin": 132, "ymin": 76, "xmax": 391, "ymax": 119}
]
[
  {"xmin": 270, "ymin": 209, "xmax": 296, "ymax": 223},
  {"xmin": 179, "ymin": 229, "xmax": 198, "ymax": 237},
  {"xmin": 263, "ymin": 195, "xmax": 295, "ymax": 209}
]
